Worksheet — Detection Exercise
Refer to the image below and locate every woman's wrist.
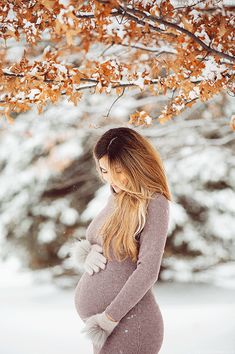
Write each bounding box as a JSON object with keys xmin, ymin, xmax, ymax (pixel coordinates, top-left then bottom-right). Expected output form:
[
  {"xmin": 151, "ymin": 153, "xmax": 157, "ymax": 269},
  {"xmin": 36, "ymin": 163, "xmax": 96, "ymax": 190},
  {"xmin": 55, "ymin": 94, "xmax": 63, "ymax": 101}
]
[{"xmin": 105, "ymin": 311, "xmax": 117, "ymax": 322}]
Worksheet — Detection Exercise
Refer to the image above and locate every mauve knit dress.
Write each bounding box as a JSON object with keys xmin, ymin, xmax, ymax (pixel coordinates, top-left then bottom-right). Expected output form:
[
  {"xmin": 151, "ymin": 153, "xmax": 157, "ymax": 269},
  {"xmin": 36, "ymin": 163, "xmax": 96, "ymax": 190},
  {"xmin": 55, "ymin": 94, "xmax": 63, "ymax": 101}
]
[{"xmin": 74, "ymin": 185, "xmax": 170, "ymax": 354}]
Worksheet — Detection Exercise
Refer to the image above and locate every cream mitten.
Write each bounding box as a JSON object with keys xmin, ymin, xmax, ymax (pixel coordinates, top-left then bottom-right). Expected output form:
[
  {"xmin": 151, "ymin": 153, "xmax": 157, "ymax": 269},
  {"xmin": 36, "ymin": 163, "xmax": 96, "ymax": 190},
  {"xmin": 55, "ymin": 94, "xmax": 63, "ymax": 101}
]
[
  {"xmin": 69, "ymin": 239, "xmax": 92, "ymax": 268},
  {"xmin": 84, "ymin": 244, "xmax": 107, "ymax": 275},
  {"xmin": 69, "ymin": 239, "xmax": 107, "ymax": 275},
  {"xmin": 81, "ymin": 310, "xmax": 119, "ymax": 349}
]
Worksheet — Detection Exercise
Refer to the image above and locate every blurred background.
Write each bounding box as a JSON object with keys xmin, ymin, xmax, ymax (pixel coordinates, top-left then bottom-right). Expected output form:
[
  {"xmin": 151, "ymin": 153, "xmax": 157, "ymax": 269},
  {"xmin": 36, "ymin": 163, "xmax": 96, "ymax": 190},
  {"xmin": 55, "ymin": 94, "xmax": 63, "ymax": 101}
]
[{"xmin": 0, "ymin": 80, "xmax": 235, "ymax": 354}]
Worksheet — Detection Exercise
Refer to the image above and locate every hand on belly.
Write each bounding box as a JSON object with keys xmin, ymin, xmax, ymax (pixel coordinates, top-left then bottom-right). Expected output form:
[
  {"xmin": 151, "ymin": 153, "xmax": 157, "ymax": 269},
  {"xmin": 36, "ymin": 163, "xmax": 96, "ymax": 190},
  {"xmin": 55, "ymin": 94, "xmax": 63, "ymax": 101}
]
[
  {"xmin": 84, "ymin": 243, "xmax": 107, "ymax": 275},
  {"xmin": 74, "ymin": 257, "xmax": 136, "ymax": 321}
]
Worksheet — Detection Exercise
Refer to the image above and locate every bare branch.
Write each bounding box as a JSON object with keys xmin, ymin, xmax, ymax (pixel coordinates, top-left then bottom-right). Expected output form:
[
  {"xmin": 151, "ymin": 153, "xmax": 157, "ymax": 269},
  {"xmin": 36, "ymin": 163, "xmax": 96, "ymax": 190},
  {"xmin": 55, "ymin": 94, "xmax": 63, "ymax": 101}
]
[{"xmin": 104, "ymin": 87, "xmax": 126, "ymax": 117}]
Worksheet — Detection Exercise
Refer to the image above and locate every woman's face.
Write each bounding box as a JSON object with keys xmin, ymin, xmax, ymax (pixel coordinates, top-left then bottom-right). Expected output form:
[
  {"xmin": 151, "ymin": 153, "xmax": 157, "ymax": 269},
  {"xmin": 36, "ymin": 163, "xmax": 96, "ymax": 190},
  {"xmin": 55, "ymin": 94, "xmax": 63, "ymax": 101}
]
[{"xmin": 98, "ymin": 156, "xmax": 128, "ymax": 193}]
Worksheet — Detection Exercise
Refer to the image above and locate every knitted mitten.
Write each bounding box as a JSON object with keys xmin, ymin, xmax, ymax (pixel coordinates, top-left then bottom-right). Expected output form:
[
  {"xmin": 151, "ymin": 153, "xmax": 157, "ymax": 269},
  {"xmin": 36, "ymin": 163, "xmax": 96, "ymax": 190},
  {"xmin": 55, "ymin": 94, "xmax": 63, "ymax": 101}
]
[
  {"xmin": 84, "ymin": 244, "xmax": 107, "ymax": 275},
  {"xmin": 69, "ymin": 239, "xmax": 92, "ymax": 268},
  {"xmin": 81, "ymin": 311, "xmax": 119, "ymax": 349},
  {"xmin": 69, "ymin": 239, "xmax": 107, "ymax": 275}
]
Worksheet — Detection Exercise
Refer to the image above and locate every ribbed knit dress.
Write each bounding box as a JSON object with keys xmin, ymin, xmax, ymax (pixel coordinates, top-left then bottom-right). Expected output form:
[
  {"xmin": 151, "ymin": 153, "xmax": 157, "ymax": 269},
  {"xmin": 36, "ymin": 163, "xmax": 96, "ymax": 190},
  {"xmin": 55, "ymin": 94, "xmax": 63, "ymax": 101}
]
[{"xmin": 74, "ymin": 185, "xmax": 170, "ymax": 354}]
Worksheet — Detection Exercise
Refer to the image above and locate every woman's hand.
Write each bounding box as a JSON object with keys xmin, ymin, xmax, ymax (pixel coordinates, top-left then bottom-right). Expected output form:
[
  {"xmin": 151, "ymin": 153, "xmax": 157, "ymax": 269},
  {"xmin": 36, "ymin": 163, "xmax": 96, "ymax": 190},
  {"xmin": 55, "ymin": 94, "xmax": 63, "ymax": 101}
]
[
  {"xmin": 69, "ymin": 239, "xmax": 107, "ymax": 275},
  {"xmin": 85, "ymin": 244, "xmax": 107, "ymax": 275},
  {"xmin": 81, "ymin": 310, "xmax": 119, "ymax": 349}
]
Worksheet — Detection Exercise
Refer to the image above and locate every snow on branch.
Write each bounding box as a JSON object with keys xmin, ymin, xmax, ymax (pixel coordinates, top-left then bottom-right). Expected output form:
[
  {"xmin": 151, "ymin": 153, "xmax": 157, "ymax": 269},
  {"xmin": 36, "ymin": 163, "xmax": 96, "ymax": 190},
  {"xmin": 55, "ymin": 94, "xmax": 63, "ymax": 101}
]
[{"xmin": 0, "ymin": 0, "xmax": 234, "ymax": 129}]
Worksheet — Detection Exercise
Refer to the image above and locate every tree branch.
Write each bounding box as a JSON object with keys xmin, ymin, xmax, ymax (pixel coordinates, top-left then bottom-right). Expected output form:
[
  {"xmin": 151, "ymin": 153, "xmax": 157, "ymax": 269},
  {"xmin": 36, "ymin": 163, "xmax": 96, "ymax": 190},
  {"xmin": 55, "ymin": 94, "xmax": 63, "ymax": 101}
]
[
  {"xmin": 104, "ymin": 87, "xmax": 126, "ymax": 117},
  {"xmin": 105, "ymin": 1, "xmax": 235, "ymax": 63}
]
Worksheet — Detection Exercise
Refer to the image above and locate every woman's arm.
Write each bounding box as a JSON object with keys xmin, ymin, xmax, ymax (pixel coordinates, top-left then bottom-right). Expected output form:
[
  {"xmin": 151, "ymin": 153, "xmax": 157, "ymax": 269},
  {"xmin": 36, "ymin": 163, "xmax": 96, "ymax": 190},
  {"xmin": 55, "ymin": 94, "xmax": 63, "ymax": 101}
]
[{"xmin": 104, "ymin": 193, "xmax": 170, "ymax": 323}]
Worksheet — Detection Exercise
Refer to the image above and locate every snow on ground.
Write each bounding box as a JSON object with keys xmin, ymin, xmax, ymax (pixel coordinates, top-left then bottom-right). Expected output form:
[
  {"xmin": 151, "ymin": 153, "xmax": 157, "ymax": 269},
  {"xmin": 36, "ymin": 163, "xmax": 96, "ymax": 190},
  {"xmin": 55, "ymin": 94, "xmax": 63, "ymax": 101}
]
[{"xmin": 1, "ymin": 258, "xmax": 235, "ymax": 354}]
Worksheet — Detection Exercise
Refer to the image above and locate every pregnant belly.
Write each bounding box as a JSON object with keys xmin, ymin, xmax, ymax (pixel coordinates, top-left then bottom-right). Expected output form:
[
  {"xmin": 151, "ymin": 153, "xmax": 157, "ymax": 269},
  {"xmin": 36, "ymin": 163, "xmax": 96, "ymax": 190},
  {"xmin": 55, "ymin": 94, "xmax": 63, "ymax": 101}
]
[{"xmin": 74, "ymin": 258, "xmax": 136, "ymax": 320}]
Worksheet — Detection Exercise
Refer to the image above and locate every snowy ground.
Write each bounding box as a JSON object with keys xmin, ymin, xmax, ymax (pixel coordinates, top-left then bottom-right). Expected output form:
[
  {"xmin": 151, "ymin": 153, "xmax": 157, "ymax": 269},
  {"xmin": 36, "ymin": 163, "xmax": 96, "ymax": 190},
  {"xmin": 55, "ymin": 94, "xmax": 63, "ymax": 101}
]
[{"xmin": 1, "ymin": 265, "xmax": 235, "ymax": 354}]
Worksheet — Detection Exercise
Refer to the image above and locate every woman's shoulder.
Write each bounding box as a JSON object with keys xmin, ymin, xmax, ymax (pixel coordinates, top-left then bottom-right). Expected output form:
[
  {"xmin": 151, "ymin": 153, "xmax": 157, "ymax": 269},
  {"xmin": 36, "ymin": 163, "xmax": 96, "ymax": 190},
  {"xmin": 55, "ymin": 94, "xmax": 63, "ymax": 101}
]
[
  {"xmin": 147, "ymin": 191, "xmax": 170, "ymax": 213},
  {"xmin": 150, "ymin": 191, "xmax": 169, "ymax": 202}
]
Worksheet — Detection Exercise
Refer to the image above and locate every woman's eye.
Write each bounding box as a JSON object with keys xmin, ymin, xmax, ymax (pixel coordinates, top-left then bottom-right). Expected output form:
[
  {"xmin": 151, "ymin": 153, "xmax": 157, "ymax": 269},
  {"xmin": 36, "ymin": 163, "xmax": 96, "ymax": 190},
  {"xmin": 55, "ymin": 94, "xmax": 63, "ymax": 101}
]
[{"xmin": 100, "ymin": 168, "xmax": 121, "ymax": 174}]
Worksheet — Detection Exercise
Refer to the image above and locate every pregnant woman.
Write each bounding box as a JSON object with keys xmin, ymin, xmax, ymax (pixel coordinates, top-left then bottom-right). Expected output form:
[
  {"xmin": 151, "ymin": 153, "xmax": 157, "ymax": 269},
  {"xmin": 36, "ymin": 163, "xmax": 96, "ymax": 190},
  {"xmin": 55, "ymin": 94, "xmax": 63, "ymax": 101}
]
[{"xmin": 71, "ymin": 127, "xmax": 172, "ymax": 354}]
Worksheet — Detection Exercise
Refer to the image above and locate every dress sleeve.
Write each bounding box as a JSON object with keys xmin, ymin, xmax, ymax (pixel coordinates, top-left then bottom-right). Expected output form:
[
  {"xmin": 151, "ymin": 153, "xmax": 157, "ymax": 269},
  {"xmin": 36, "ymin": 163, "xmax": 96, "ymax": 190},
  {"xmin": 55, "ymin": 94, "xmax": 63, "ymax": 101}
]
[{"xmin": 104, "ymin": 193, "xmax": 170, "ymax": 322}]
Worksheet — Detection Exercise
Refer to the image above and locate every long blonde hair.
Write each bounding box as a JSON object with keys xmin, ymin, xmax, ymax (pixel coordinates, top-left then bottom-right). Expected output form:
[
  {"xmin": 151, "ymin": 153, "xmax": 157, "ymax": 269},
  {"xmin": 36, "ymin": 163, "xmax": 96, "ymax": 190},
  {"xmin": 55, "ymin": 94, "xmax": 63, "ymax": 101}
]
[{"xmin": 93, "ymin": 127, "xmax": 172, "ymax": 263}]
